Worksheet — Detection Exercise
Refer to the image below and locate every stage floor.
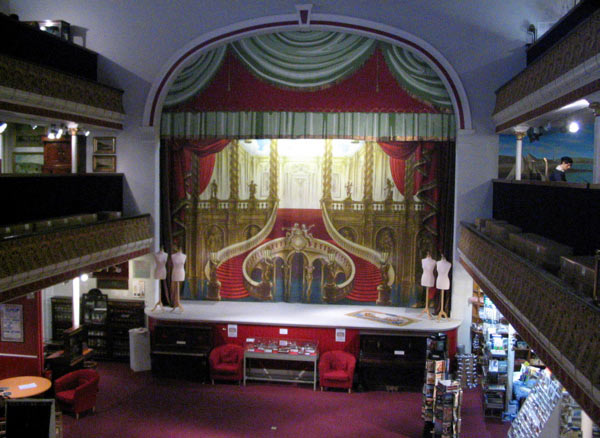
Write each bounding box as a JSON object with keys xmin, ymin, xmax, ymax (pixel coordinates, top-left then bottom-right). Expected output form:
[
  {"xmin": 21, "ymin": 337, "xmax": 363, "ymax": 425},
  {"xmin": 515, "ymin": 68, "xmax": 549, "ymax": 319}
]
[{"xmin": 146, "ymin": 301, "xmax": 461, "ymax": 332}]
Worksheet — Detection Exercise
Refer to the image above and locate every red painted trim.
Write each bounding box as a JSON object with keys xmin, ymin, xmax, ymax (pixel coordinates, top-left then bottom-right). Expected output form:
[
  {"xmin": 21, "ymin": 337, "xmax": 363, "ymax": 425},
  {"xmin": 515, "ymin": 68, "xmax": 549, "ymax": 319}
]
[
  {"xmin": 0, "ymin": 101, "xmax": 123, "ymax": 130},
  {"xmin": 149, "ymin": 20, "xmax": 465, "ymax": 130}
]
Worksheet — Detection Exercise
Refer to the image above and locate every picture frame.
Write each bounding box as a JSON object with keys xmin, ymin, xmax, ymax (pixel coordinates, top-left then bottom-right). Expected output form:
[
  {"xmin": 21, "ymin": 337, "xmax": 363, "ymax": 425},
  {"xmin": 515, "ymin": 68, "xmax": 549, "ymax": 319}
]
[
  {"xmin": 13, "ymin": 152, "xmax": 44, "ymax": 174},
  {"xmin": 0, "ymin": 303, "xmax": 24, "ymax": 342},
  {"xmin": 93, "ymin": 155, "xmax": 117, "ymax": 172},
  {"xmin": 93, "ymin": 137, "xmax": 116, "ymax": 154}
]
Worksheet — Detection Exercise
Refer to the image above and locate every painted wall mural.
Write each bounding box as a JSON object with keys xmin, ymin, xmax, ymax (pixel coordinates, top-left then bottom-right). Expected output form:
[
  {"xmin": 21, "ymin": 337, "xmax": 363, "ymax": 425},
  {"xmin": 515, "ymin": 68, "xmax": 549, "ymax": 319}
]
[
  {"xmin": 499, "ymin": 123, "xmax": 594, "ymax": 182},
  {"xmin": 160, "ymin": 31, "xmax": 456, "ymax": 307}
]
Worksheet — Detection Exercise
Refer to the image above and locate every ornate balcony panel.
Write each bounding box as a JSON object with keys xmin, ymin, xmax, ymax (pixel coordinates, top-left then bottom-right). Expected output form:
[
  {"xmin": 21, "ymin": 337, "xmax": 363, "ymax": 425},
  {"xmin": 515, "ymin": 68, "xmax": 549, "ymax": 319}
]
[
  {"xmin": 0, "ymin": 53, "xmax": 125, "ymax": 129},
  {"xmin": 493, "ymin": 7, "xmax": 600, "ymax": 131},
  {"xmin": 0, "ymin": 215, "xmax": 153, "ymax": 303},
  {"xmin": 458, "ymin": 223, "xmax": 600, "ymax": 423}
]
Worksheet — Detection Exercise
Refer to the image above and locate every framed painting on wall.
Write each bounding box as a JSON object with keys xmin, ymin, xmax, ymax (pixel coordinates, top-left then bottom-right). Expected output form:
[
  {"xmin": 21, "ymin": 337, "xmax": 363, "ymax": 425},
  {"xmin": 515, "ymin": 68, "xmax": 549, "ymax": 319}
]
[
  {"xmin": 93, "ymin": 137, "xmax": 116, "ymax": 154},
  {"xmin": 13, "ymin": 152, "xmax": 44, "ymax": 173},
  {"xmin": 93, "ymin": 155, "xmax": 116, "ymax": 172}
]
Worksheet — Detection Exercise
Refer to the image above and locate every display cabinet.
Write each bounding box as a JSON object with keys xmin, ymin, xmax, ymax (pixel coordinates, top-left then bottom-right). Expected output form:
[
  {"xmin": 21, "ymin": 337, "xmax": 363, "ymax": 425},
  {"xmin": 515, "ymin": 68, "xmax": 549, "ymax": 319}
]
[
  {"xmin": 422, "ymin": 334, "xmax": 449, "ymax": 425},
  {"xmin": 42, "ymin": 137, "xmax": 71, "ymax": 174},
  {"xmin": 50, "ymin": 296, "xmax": 73, "ymax": 341},
  {"xmin": 243, "ymin": 338, "xmax": 319, "ymax": 390},
  {"xmin": 432, "ymin": 380, "xmax": 463, "ymax": 438},
  {"xmin": 81, "ymin": 288, "xmax": 109, "ymax": 359},
  {"xmin": 107, "ymin": 299, "xmax": 145, "ymax": 361}
]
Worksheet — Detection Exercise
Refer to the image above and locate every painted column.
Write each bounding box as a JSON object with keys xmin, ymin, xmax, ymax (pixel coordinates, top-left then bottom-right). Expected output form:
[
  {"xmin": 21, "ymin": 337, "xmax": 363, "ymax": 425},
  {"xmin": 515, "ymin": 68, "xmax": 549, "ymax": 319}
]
[
  {"xmin": 269, "ymin": 139, "xmax": 279, "ymax": 202},
  {"xmin": 322, "ymin": 139, "xmax": 332, "ymax": 201},
  {"xmin": 514, "ymin": 129, "xmax": 527, "ymax": 181},
  {"xmin": 590, "ymin": 102, "xmax": 600, "ymax": 184}
]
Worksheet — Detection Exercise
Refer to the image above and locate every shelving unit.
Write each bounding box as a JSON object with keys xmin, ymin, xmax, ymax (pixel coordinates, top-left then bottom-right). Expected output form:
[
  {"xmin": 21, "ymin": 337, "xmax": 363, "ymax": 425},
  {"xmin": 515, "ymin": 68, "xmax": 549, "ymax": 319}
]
[
  {"xmin": 433, "ymin": 380, "xmax": 463, "ymax": 438},
  {"xmin": 50, "ymin": 295, "xmax": 144, "ymax": 361},
  {"xmin": 50, "ymin": 296, "xmax": 73, "ymax": 341},
  {"xmin": 81, "ymin": 289, "xmax": 109, "ymax": 359},
  {"xmin": 422, "ymin": 334, "xmax": 449, "ymax": 425},
  {"xmin": 508, "ymin": 369, "xmax": 563, "ymax": 438},
  {"xmin": 513, "ymin": 333, "xmax": 543, "ymax": 371},
  {"xmin": 479, "ymin": 295, "xmax": 509, "ymax": 419},
  {"xmin": 470, "ymin": 283, "xmax": 485, "ymax": 375},
  {"xmin": 107, "ymin": 299, "xmax": 145, "ymax": 361}
]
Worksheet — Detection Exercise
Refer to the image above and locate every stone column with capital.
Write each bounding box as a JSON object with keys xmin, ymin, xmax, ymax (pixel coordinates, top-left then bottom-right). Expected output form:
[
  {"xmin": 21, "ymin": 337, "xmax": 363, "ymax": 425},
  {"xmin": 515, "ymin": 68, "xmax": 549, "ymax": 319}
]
[
  {"xmin": 514, "ymin": 129, "xmax": 527, "ymax": 181},
  {"xmin": 590, "ymin": 102, "xmax": 600, "ymax": 184}
]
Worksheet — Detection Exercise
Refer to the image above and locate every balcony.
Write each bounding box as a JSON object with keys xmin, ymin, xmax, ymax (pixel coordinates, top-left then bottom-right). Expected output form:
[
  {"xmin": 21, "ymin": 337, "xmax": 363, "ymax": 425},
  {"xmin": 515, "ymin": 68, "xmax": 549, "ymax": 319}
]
[
  {"xmin": 0, "ymin": 174, "xmax": 153, "ymax": 303},
  {"xmin": 458, "ymin": 180, "xmax": 600, "ymax": 422}
]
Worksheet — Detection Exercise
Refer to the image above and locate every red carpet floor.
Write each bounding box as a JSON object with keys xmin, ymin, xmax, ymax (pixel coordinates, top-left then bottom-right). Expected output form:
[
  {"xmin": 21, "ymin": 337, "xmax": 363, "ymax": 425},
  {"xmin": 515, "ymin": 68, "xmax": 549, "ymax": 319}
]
[
  {"xmin": 217, "ymin": 209, "xmax": 381, "ymax": 302},
  {"xmin": 62, "ymin": 362, "xmax": 511, "ymax": 438}
]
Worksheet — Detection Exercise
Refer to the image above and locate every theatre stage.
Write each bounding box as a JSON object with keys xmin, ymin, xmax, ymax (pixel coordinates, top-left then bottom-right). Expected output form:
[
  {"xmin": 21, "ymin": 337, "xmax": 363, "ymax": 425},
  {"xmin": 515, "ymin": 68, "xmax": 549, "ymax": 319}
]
[{"xmin": 146, "ymin": 301, "xmax": 461, "ymax": 332}]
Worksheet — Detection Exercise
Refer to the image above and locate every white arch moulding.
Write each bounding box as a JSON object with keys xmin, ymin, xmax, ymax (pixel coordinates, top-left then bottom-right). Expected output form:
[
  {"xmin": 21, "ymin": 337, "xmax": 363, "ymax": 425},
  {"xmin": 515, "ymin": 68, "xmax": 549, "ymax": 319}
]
[{"xmin": 143, "ymin": 12, "xmax": 472, "ymax": 134}]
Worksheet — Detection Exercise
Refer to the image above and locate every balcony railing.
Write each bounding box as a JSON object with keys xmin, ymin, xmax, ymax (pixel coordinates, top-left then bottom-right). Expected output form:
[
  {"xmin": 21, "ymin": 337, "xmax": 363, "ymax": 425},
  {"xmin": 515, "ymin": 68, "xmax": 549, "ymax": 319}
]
[
  {"xmin": 0, "ymin": 214, "xmax": 153, "ymax": 303},
  {"xmin": 458, "ymin": 222, "xmax": 600, "ymax": 423}
]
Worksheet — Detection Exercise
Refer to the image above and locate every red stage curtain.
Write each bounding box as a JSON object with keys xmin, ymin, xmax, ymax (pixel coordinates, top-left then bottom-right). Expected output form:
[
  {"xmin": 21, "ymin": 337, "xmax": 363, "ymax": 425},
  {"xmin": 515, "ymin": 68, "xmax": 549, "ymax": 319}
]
[
  {"xmin": 378, "ymin": 141, "xmax": 441, "ymax": 248},
  {"xmin": 378, "ymin": 141, "xmax": 418, "ymax": 195},
  {"xmin": 167, "ymin": 139, "xmax": 230, "ymax": 206}
]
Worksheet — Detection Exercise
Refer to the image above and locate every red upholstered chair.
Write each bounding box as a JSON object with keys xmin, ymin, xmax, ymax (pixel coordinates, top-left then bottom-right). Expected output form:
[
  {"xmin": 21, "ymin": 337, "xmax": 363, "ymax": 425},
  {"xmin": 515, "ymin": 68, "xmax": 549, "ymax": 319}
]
[
  {"xmin": 319, "ymin": 350, "xmax": 356, "ymax": 393},
  {"xmin": 209, "ymin": 344, "xmax": 244, "ymax": 385},
  {"xmin": 55, "ymin": 369, "xmax": 100, "ymax": 419}
]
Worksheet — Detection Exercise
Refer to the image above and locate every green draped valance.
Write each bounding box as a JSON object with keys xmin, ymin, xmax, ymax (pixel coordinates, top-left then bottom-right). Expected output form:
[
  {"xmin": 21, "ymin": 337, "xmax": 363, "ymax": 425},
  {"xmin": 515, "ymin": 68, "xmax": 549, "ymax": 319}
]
[{"xmin": 161, "ymin": 111, "xmax": 455, "ymax": 141}]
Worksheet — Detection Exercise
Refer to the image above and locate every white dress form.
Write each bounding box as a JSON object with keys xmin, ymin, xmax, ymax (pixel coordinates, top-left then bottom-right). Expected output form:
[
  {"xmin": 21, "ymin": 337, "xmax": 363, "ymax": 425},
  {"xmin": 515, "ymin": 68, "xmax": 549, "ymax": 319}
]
[
  {"xmin": 421, "ymin": 255, "xmax": 436, "ymax": 287},
  {"xmin": 153, "ymin": 250, "xmax": 168, "ymax": 280},
  {"xmin": 420, "ymin": 254, "xmax": 436, "ymax": 319},
  {"xmin": 151, "ymin": 249, "xmax": 169, "ymax": 312},
  {"xmin": 436, "ymin": 256, "xmax": 452, "ymax": 320},
  {"xmin": 171, "ymin": 251, "xmax": 186, "ymax": 281},
  {"xmin": 436, "ymin": 257, "xmax": 451, "ymax": 290},
  {"xmin": 170, "ymin": 250, "xmax": 186, "ymax": 312}
]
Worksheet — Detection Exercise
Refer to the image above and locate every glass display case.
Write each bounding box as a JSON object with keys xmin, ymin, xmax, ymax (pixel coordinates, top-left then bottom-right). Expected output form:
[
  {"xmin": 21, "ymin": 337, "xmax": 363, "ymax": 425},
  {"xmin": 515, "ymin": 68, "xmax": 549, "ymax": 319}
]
[
  {"xmin": 244, "ymin": 338, "xmax": 317, "ymax": 356},
  {"xmin": 243, "ymin": 338, "xmax": 319, "ymax": 389}
]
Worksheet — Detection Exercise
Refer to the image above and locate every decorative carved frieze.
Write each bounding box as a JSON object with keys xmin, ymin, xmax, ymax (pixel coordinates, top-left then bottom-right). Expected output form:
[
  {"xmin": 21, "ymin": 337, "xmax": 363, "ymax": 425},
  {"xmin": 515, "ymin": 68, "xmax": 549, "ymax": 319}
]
[
  {"xmin": 458, "ymin": 223, "xmax": 600, "ymax": 423},
  {"xmin": 494, "ymin": 8, "xmax": 600, "ymax": 122},
  {"xmin": 0, "ymin": 215, "xmax": 152, "ymax": 302},
  {"xmin": 0, "ymin": 53, "xmax": 124, "ymax": 123}
]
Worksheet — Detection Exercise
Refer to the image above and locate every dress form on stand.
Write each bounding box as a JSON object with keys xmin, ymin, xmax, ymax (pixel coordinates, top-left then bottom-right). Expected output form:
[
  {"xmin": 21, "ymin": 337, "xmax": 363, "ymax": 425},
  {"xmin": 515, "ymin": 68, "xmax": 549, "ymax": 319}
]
[
  {"xmin": 435, "ymin": 255, "xmax": 452, "ymax": 320},
  {"xmin": 151, "ymin": 249, "xmax": 169, "ymax": 312},
  {"xmin": 420, "ymin": 253, "xmax": 436, "ymax": 319},
  {"xmin": 170, "ymin": 250, "xmax": 186, "ymax": 312}
]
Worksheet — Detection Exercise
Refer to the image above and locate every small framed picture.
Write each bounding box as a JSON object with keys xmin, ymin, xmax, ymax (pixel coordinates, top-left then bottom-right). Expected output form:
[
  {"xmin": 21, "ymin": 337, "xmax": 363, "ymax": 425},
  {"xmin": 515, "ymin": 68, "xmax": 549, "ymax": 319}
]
[
  {"xmin": 93, "ymin": 155, "xmax": 117, "ymax": 172},
  {"xmin": 93, "ymin": 137, "xmax": 116, "ymax": 154}
]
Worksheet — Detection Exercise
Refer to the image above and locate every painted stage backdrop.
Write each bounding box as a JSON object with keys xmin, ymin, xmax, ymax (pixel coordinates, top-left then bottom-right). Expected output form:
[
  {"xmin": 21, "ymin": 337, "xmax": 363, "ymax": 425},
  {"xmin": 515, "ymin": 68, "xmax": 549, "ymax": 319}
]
[{"xmin": 160, "ymin": 31, "xmax": 456, "ymax": 306}]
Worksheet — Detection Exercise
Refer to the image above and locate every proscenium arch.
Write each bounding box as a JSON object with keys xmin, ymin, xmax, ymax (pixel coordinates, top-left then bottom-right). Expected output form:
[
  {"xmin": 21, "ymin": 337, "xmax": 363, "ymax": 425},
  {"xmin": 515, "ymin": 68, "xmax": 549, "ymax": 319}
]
[{"xmin": 143, "ymin": 13, "xmax": 472, "ymax": 132}]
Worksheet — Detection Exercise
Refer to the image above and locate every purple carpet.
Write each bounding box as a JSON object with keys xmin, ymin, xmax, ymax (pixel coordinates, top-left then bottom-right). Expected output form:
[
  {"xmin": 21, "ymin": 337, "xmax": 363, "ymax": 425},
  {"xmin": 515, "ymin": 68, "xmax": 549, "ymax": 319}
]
[{"xmin": 62, "ymin": 362, "xmax": 510, "ymax": 438}]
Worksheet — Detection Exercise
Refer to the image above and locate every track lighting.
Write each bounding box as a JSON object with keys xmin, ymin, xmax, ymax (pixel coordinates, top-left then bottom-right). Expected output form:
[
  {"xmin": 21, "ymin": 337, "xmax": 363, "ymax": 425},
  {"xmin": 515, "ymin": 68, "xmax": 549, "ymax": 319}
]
[{"xmin": 0, "ymin": 122, "xmax": 7, "ymax": 134}]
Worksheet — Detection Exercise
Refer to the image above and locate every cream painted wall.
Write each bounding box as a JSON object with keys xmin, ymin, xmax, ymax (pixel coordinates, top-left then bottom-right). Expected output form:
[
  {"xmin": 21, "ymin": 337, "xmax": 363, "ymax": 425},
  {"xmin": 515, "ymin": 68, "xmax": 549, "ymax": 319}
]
[{"xmin": 5, "ymin": 0, "xmax": 565, "ymax": 348}]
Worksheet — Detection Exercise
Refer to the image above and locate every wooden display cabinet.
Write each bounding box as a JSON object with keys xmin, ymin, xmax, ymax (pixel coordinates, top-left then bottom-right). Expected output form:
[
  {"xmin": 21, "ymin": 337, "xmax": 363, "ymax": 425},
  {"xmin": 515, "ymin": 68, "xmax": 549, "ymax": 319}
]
[{"xmin": 42, "ymin": 136, "xmax": 71, "ymax": 174}]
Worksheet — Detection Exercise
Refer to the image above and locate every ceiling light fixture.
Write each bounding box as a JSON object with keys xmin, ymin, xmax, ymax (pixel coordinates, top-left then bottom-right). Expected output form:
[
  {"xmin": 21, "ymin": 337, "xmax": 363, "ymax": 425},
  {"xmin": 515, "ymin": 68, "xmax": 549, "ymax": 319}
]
[
  {"xmin": 0, "ymin": 122, "xmax": 7, "ymax": 134},
  {"xmin": 568, "ymin": 121, "xmax": 580, "ymax": 133}
]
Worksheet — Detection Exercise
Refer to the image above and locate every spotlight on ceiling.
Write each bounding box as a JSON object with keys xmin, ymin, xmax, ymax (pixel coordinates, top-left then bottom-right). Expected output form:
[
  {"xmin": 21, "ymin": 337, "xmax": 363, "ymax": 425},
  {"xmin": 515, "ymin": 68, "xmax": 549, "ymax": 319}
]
[
  {"xmin": 0, "ymin": 122, "xmax": 7, "ymax": 134},
  {"xmin": 80, "ymin": 273, "xmax": 89, "ymax": 282},
  {"xmin": 568, "ymin": 121, "xmax": 580, "ymax": 133},
  {"xmin": 47, "ymin": 124, "xmax": 57, "ymax": 139},
  {"xmin": 31, "ymin": 124, "xmax": 38, "ymax": 130}
]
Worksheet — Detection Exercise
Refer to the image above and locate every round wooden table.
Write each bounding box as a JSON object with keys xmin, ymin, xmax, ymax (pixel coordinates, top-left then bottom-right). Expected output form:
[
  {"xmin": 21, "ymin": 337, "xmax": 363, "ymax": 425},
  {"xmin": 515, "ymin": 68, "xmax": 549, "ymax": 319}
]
[{"xmin": 0, "ymin": 376, "xmax": 52, "ymax": 398}]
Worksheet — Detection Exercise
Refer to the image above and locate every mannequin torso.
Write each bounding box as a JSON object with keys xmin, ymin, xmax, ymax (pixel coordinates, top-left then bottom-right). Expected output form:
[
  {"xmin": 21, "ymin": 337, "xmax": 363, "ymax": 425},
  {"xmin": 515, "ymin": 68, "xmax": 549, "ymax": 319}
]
[
  {"xmin": 420, "ymin": 255, "xmax": 436, "ymax": 288},
  {"xmin": 153, "ymin": 250, "xmax": 168, "ymax": 280},
  {"xmin": 171, "ymin": 250, "xmax": 186, "ymax": 281},
  {"xmin": 436, "ymin": 257, "xmax": 452, "ymax": 290}
]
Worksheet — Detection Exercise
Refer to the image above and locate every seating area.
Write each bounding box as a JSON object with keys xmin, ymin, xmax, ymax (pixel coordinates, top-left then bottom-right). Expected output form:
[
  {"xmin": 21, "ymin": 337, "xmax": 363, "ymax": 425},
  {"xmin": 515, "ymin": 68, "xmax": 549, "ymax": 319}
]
[
  {"xmin": 318, "ymin": 350, "xmax": 356, "ymax": 393},
  {"xmin": 209, "ymin": 343, "xmax": 244, "ymax": 385},
  {"xmin": 54, "ymin": 369, "xmax": 100, "ymax": 420}
]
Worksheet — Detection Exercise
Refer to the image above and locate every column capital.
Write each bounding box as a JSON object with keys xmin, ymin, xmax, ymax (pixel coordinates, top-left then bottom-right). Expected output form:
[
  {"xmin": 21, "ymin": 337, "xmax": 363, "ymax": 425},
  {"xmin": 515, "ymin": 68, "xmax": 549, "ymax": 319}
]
[
  {"xmin": 589, "ymin": 102, "xmax": 600, "ymax": 117},
  {"xmin": 513, "ymin": 125, "xmax": 528, "ymax": 140}
]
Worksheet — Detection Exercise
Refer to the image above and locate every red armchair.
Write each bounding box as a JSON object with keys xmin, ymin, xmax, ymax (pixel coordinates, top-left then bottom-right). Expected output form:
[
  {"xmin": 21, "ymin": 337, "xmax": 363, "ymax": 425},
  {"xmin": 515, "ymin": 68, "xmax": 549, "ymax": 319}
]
[
  {"xmin": 55, "ymin": 369, "xmax": 100, "ymax": 419},
  {"xmin": 209, "ymin": 344, "xmax": 244, "ymax": 385},
  {"xmin": 319, "ymin": 350, "xmax": 356, "ymax": 393}
]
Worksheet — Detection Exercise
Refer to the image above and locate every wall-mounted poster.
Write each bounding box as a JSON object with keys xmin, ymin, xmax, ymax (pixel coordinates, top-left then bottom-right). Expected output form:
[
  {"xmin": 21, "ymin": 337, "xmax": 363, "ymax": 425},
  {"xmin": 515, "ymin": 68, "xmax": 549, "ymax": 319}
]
[{"xmin": 0, "ymin": 304, "xmax": 24, "ymax": 342}]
